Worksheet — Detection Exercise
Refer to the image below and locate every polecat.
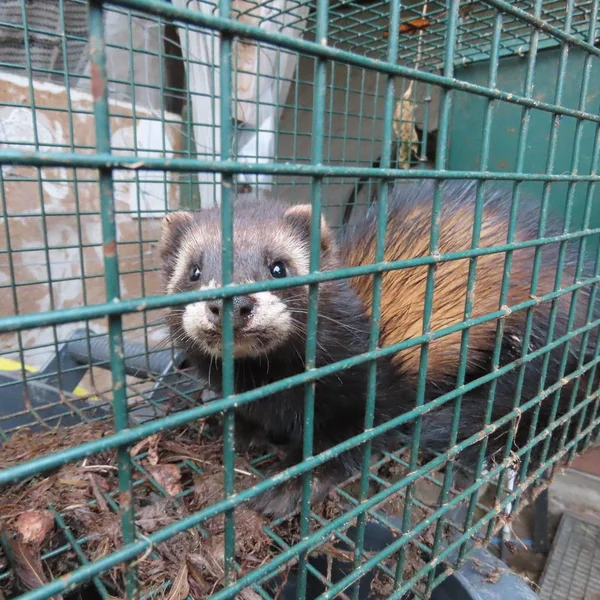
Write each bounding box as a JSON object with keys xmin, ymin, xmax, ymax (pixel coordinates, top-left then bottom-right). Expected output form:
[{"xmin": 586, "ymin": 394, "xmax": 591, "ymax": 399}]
[{"xmin": 160, "ymin": 180, "xmax": 597, "ymax": 519}]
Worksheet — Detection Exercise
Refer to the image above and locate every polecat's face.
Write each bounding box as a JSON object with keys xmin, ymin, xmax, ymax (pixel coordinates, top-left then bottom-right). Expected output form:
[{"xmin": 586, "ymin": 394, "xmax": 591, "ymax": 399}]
[{"xmin": 159, "ymin": 202, "xmax": 334, "ymax": 359}]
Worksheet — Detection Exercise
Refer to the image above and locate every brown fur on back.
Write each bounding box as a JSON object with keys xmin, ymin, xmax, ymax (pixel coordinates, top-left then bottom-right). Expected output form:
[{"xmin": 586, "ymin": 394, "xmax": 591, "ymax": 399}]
[{"xmin": 339, "ymin": 180, "xmax": 589, "ymax": 386}]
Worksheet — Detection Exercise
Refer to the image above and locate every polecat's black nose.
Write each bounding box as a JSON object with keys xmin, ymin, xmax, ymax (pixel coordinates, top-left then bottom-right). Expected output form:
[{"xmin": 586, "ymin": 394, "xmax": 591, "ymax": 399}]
[{"xmin": 206, "ymin": 296, "xmax": 256, "ymax": 329}]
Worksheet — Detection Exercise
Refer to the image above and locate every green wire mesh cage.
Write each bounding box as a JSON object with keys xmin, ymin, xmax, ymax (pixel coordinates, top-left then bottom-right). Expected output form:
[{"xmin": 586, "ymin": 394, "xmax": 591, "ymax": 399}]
[{"xmin": 0, "ymin": 0, "xmax": 599, "ymax": 598}]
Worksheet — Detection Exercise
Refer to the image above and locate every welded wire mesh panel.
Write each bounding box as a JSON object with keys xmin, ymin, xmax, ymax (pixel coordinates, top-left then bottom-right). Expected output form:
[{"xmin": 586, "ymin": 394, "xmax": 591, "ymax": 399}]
[{"xmin": 0, "ymin": 0, "xmax": 599, "ymax": 599}]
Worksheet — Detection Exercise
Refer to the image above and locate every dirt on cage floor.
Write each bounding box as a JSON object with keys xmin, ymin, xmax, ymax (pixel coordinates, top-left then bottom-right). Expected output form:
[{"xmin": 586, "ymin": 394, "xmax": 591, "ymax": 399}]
[{"xmin": 0, "ymin": 419, "xmax": 443, "ymax": 599}]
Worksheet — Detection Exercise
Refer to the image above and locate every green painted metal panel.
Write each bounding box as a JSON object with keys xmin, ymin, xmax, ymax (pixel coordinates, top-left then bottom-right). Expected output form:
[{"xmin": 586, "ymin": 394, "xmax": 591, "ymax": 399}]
[{"xmin": 449, "ymin": 46, "xmax": 600, "ymax": 259}]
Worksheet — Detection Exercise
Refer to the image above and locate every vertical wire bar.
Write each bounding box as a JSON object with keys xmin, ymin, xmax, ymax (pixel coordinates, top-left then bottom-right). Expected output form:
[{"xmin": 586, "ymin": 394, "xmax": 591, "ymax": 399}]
[
  {"xmin": 517, "ymin": 0, "xmax": 600, "ymax": 484},
  {"xmin": 574, "ymin": 144, "xmax": 600, "ymax": 454},
  {"xmin": 183, "ymin": 20, "xmax": 196, "ymax": 209},
  {"xmin": 503, "ymin": 0, "xmax": 576, "ymax": 517},
  {"xmin": 19, "ymin": 0, "xmax": 65, "ymax": 404},
  {"xmin": 484, "ymin": 0, "xmax": 543, "ymax": 544},
  {"xmin": 252, "ymin": 38, "xmax": 260, "ymax": 193},
  {"xmin": 500, "ymin": 2, "xmax": 572, "ymax": 553},
  {"xmin": 125, "ymin": 8, "xmax": 150, "ymax": 374},
  {"xmin": 581, "ymin": 238, "xmax": 600, "ymax": 448},
  {"xmin": 431, "ymin": 7, "xmax": 501, "ymax": 578},
  {"xmin": 563, "ymin": 133, "xmax": 600, "ymax": 463},
  {"xmin": 217, "ymin": 0, "xmax": 237, "ymax": 584},
  {"xmin": 393, "ymin": 0, "xmax": 461, "ymax": 590},
  {"xmin": 272, "ymin": 42, "xmax": 282, "ymax": 201},
  {"xmin": 58, "ymin": 0, "xmax": 95, "ymax": 393},
  {"xmin": 456, "ymin": 10, "xmax": 503, "ymax": 565},
  {"xmin": 419, "ymin": 83, "xmax": 432, "ymax": 165},
  {"xmin": 530, "ymin": 1, "xmax": 580, "ymax": 469},
  {"xmin": 350, "ymin": 1, "xmax": 402, "ymax": 597},
  {"xmin": 540, "ymin": 0, "xmax": 600, "ymax": 467},
  {"xmin": 343, "ymin": 67, "xmax": 367, "ymax": 223},
  {"xmin": 51, "ymin": 510, "xmax": 112, "ymax": 600},
  {"xmin": 325, "ymin": 59, "xmax": 336, "ymax": 212},
  {"xmin": 88, "ymin": 2, "xmax": 138, "ymax": 597},
  {"xmin": 370, "ymin": 73, "xmax": 382, "ymax": 208},
  {"xmin": 290, "ymin": 52, "xmax": 301, "ymax": 203},
  {"xmin": 360, "ymin": 71, "xmax": 382, "ymax": 215},
  {"xmin": 339, "ymin": 64, "xmax": 352, "ymax": 215},
  {"xmin": 352, "ymin": 68, "xmax": 367, "ymax": 217},
  {"xmin": 296, "ymin": 1, "xmax": 329, "ymax": 597},
  {"xmin": 158, "ymin": 15, "xmax": 169, "ymax": 220},
  {"xmin": 0, "ymin": 170, "xmax": 32, "ymax": 440}
]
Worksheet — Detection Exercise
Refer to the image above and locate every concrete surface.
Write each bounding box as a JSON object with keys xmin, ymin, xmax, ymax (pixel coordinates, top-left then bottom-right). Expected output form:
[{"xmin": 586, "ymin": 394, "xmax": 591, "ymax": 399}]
[{"xmin": 548, "ymin": 468, "xmax": 600, "ymax": 525}]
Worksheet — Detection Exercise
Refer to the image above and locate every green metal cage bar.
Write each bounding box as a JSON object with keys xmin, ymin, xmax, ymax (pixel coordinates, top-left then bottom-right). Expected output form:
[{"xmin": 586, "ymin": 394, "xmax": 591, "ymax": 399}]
[
  {"xmin": 7, "ymin": 398, "xmax": 600, "ymax": 600},
  {"xmin": 1, "ymin": 0, "xmax": 600, "ymax": 598},
  {"xmin": 88, "ymin": 2, "xmax": 138, "ymax": 597},
  {"xmin": 349, "ymin": 0, "xmax": 401, "ymax": 596}
]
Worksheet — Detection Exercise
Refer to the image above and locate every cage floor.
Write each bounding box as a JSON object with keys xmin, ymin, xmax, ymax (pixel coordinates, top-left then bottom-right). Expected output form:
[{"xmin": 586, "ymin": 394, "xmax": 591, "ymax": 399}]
[{"xmin": 538, "ymin": 513, "xmax": 600, "ymax": 600}]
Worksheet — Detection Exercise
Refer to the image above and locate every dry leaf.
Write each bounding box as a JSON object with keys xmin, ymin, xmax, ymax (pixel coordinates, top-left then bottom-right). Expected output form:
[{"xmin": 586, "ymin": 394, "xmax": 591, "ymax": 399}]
[
  {"xmin": 93, "ymin": 475, "xmax": 112, "ymax": 492},
  {"xmin": 147, "ymin": 464, "xmax": 183, "ymax": 496},
  {"xmin": 87, "ymin": 474, "xmax": 109, "ymax": 512},
  {"xmin": 58, "ymin": 478, "xmax": 88, "ymax": 489},
  {"xmin": 384, "ymin": 17, "xmax": 431, "ymax": 37},
  {"xmin": 9, "ymin": 535, "xmax": 63, "ymax": 600},
  {"xmin": 165, "ymin": 561, "xmax": 189, "ymax": 600},
  {"xmin": 130, "ymin": 437, "xmax": 150, "ymax": 458},
  {"xmin": 15, "ymin": 511, "xmax": 54, "ymax": 546},
  {"xmin": 186, "ymin": 555, "xmax": 207, "ymax": 590},
  {"xmin": 131, "ymin": 434, "xmax": 161, "ymax": 465},
  {"xmin": 135, "ymin": 502, "xmax": 178, "ymax": 533},
  {"xmin": 194, "ymin": 473, "xmax": 224, "ymax": 508},
  {"xmin": 147, "ymin": 434, "xmax": 161, "ymax": 466},
  {"xmin": 400, "ymin": 17, "xmax": 430, "ymax": 34},
  {"xmin": 18, "ymin": 478, "xmax": 53, "ymax": 506},
  {"xmin": 393, "ymin": 85, "xmax": 420, "ymax": 169}
]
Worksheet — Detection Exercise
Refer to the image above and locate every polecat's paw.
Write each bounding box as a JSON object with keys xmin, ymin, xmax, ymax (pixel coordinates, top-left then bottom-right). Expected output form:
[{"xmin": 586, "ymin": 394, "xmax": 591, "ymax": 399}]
[
  {"xmin": 234, "ymin": 420, "xmax": 269, "ymax": 453},
  {"xmin": 247, "ymin": 479, "xmax": 303, "ymax": 519},
  {"xmin": 247, "ymin": 470, "xmax": 335, "ymax": 519}
]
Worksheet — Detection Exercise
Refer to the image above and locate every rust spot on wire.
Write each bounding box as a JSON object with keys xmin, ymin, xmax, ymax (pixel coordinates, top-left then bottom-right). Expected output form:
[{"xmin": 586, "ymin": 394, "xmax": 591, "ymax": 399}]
[
  {"xmin": 104, "ymin": 239, "xmax": 117, "ymax": 258},
  {"xmin": 90, "ymin": 62, "xmax": 106, "ymax": 101},
  {"xmin": 119, "ymin": 490, "xmax": 132, "ymax": 511}
]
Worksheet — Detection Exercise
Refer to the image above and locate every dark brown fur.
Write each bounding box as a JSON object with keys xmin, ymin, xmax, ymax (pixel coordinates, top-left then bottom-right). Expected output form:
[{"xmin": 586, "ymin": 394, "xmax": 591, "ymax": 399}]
[{"xmin": 160, "ymin": 180, "xmax": 599, "ymax": 519}]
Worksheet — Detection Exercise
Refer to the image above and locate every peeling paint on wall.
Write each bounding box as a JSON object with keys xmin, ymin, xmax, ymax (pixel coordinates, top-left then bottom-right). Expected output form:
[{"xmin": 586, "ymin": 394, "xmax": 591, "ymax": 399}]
[{"xmin": 0, "ymin": 73, "xmax": 182, "ymax": 369}]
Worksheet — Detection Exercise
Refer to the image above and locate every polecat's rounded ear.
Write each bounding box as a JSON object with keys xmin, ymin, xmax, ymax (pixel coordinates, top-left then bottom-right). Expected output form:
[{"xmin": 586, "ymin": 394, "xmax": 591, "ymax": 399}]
[
  {"xmin": 159, "ymin": 211, "xmax": 195, "ymax": 260},
  {"xmin": 283, "ymin": 204, "xmax": 334, "ymax": 252}
]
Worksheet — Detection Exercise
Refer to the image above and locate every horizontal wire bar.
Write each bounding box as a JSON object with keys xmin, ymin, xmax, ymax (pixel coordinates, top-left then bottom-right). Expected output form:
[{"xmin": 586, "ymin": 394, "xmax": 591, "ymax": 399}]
[
  {"xmin": 2, "ymin": 304, "xmax": 598, "ymax": 490},
  {"xmin": 483, "ymin": 0, "xmax": 600, "ymax": 59},
  {"xmin": 12, "ymin": 402, "xmax": 600, "ymax": 600},
  {"xmin": 2, "ymin": 149, "xmax": 600, "ymax": 177},
  {"xmin": 96, "ymin": 0, "xmax": 600, "ymax": 123},
  {"xmin": 1, "ymin": 235, "xmax": 599, "ymax": 334}
]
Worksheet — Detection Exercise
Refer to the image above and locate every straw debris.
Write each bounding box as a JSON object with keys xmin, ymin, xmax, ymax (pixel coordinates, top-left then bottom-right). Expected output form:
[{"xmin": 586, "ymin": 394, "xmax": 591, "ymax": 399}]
[{"xmin": 0, "ymin": 421, "xmax": 440, "ymax": 598}]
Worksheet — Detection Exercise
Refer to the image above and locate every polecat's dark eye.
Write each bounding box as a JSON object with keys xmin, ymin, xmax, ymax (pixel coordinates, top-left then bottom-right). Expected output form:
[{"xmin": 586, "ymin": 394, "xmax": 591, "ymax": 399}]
[
  {"xmin": 189, "ymin": 266, "xmax": 201, "ymax": 282},
  {"xmin": 269, "ymin": 261, "xmax": 287, "ymax": 279}
]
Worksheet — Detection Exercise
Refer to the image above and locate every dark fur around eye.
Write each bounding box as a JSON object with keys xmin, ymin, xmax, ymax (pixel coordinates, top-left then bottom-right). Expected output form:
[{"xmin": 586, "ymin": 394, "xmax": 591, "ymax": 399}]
[
  {"xmin": 269, "ymin": 261, "xmax": 287, "ymax": 278},
  {"xmin": 189, "ymin": 265, "xmax": 201, "ymax": 282}
]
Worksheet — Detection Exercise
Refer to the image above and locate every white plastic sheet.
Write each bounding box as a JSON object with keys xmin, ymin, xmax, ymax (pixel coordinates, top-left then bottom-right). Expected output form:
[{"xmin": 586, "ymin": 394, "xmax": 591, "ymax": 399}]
[{"xmin": 172, "ymin": 0, "xmax": 309, "ymax": 206}]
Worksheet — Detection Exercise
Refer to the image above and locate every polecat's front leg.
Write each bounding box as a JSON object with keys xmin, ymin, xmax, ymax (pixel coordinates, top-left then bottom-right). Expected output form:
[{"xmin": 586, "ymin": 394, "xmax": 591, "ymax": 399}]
[
  {"xmin": 234, "ymin": 415, "xmax": 271, "ymax": 452},
  {"xmin": 246, "ymin": 444, "xmax": 364, "ymax": 519}
]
